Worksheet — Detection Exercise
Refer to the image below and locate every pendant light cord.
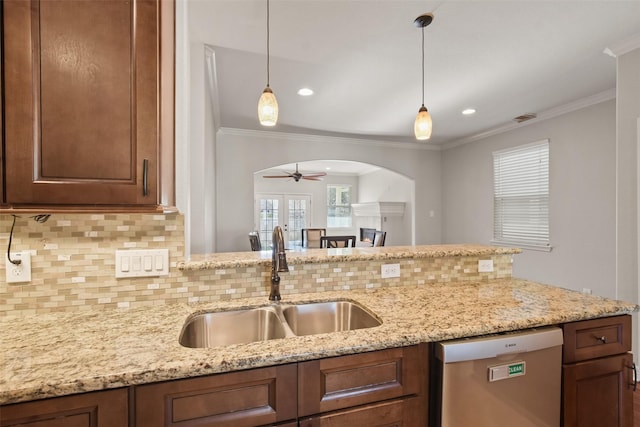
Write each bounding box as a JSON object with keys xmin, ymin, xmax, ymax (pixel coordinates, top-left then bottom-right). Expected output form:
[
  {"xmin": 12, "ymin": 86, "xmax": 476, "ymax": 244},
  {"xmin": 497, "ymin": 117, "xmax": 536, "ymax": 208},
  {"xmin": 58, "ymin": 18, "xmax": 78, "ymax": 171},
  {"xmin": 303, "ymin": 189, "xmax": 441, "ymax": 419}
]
[
  {"xmin": 266, "ymin": 0, "xmax": 270, "ymax": 87},
  {"xmin": 421, "ymin": 25, "xmax": 425, "ymax": 107}
]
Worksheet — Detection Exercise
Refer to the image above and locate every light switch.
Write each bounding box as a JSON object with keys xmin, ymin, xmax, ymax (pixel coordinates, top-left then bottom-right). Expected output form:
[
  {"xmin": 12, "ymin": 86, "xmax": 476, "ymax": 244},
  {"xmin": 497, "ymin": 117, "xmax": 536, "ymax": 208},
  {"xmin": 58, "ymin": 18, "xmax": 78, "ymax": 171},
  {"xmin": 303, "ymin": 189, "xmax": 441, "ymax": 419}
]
[
  {"xmin": 115, "ymin": 249, "xmax": 169, "ymax": 278},
  {"xmin": 155, "ymin": 255, "xmax": 163, "ymax": 270},
  {"xmin": 131, "ymin": 256, "xmax": 141, "ymax": 271}
]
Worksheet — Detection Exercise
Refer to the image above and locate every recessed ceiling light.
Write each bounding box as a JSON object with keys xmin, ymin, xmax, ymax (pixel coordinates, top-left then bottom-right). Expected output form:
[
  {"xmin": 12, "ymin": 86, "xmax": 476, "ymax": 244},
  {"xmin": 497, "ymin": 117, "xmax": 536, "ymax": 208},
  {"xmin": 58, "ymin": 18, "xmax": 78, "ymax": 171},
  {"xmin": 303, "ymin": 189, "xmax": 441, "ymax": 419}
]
[
  {"xmin": 297, "ymin": 88, "xmax": 314, "ymax": 96},
  {"xmin": 462, "ymin": 108, "xmax": 476, "ymax": 115}
]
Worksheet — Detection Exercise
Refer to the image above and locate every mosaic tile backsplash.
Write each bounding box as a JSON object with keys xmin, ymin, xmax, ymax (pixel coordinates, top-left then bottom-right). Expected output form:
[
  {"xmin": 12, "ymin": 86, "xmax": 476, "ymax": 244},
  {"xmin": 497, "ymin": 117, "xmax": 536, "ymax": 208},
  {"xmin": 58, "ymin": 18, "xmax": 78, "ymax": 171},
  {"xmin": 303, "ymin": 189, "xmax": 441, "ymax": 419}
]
[{"xmin": 0, "ymin": 213, "xmax": 513, "ymax": 315}]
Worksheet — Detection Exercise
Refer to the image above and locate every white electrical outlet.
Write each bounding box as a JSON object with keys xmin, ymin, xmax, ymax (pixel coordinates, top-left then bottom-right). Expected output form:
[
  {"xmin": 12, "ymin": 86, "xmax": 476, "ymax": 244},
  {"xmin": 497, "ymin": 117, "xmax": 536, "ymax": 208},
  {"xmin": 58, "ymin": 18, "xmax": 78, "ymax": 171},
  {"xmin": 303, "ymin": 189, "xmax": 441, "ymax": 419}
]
[
  {"xmin": 6, "ymin": 251, "xmax": 32, "ymax": 283},
  {"xmin": 478, "ymin": 259, "xmax": 494, "ymax": 273},
  {"xmin": 381, "ymin": 263, "xmax": 400, "ymax": 278}
]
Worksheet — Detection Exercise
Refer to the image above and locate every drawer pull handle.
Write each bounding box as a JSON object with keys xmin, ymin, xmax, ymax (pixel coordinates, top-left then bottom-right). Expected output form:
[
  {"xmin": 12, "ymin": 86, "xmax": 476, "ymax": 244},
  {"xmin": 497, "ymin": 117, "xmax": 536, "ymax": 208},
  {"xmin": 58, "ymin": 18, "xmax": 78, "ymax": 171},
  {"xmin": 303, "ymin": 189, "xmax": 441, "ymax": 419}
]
[{"xmin": 596, "ymin": 336, "xmax": 607, "ymax": 344}]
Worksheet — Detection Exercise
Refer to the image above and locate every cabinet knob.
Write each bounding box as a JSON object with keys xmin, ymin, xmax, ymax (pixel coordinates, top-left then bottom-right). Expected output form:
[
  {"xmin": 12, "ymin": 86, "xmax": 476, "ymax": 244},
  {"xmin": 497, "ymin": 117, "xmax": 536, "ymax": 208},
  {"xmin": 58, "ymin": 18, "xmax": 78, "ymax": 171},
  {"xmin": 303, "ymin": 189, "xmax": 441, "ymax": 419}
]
[{"xmin": 596, "ymin": 335, "xmax": 607, "ymax": 344}]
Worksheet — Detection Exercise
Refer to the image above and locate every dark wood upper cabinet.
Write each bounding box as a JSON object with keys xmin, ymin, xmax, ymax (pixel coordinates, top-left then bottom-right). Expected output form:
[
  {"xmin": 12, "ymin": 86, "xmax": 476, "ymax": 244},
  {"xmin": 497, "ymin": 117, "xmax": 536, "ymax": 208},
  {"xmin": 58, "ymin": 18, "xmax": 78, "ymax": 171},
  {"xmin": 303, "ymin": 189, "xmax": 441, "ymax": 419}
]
[{"xmin": 2, "ymin": 0, "xmax": 174, "ymax": 209}]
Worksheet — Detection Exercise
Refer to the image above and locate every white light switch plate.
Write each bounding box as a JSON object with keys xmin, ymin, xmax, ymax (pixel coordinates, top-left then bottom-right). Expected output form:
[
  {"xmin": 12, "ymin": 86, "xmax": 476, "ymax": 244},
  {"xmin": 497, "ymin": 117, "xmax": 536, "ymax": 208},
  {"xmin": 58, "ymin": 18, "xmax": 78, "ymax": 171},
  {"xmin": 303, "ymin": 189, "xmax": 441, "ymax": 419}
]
[
  {"xmin": 381, "ymin": 263, "xmax": 400, "ymax": 278},
  {"xmin": 6, "ymin": 251, "xmax": 32, "ymax": 283},
  {"xmin": 115, "ymin": 249, "xmax": 169, "ymax": 278}
]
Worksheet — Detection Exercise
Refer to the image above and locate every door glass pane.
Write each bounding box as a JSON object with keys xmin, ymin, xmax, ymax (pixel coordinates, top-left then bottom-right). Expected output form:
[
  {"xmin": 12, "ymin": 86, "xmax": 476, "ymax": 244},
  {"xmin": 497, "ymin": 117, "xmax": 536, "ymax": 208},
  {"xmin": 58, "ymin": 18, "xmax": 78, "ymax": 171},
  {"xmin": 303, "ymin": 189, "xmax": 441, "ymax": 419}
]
[
  {"xmin": 287, "ymin": 197, "xmax": 308, "ymax": 246},
  {"xmin": 259, "ymin": 198, "xmax": 280, "ymax": 249}
]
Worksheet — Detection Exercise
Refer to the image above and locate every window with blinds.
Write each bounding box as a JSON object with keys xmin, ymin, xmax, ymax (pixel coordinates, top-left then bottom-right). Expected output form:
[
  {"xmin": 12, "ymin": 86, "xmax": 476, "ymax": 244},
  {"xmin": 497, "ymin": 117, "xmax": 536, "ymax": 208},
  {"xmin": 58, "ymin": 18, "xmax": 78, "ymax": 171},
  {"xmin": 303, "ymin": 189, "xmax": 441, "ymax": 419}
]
[{"xmin": 492, "ymin": 140, "xmax": 550, "ymax": 250}]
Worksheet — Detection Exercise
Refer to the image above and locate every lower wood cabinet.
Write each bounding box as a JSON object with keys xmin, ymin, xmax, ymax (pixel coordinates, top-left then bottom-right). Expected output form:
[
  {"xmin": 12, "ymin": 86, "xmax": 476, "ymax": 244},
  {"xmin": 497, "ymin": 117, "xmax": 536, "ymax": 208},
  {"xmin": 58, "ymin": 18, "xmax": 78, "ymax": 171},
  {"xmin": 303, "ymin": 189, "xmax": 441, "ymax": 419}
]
[
  {"xmin": 135, "ymin": 364, "xmax": 297, "ymax": 427},
  {"xmin": 298, "ymin": 344, "xmax": 427, "ymax": 420},
  {"xmin": 562, "ymin": 315, "xmax": 635, "ymax": 427},
  {"xmin": 0, "ymin": 388, "xmax": 128, "ymax": 427},
  {"xmin": 299, "ymin": 395, "xmax": 425, "ymax": 426},
  {"xmin": 134, "ymin": 344, "xmax": 428, "ymax": 427}
]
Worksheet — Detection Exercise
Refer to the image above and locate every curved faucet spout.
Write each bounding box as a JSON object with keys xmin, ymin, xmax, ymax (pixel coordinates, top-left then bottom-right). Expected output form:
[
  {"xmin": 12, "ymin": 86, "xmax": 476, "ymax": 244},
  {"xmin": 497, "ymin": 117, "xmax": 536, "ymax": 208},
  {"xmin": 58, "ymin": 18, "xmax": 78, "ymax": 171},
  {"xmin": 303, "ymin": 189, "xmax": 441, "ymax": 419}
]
[{"xmin": 269, "ymin": 226, "xmax": 289, "ymax": 301}]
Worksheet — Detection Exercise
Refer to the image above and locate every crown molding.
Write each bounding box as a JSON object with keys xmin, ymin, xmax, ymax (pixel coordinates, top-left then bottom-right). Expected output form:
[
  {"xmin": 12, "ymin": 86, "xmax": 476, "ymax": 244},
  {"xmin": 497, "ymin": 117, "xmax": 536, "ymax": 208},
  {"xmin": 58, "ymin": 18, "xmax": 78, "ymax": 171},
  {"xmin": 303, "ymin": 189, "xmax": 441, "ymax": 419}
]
[
  {"xmin": 603, "ymin": 32, "xmax": 640, "ymax": 58},
  {"xmin": 442, "ymin": 88, "xmax": 616, "ymax": 150},
  {"xmin": 218, "ymin": 127, "xmax": 441, "ymax": 151}
]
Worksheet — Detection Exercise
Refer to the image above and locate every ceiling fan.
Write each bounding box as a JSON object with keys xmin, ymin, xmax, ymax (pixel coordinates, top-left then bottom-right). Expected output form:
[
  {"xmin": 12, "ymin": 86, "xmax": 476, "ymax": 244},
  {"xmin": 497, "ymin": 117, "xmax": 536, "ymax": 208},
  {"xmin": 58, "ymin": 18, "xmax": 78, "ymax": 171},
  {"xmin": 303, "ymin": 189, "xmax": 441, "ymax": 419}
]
[{"xmin": 263, "ymin": 163, "xmax": 327, "ymax": 182}]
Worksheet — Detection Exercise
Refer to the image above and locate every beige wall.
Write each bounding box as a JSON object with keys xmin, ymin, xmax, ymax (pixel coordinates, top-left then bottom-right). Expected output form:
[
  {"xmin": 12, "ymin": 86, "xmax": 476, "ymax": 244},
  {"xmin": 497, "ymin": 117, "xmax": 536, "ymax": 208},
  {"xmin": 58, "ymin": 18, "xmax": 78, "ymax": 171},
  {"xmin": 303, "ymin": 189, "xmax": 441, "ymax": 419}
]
[{"xmin": 442, "ymin": 100, "xmax": 617, "ymax": 298}]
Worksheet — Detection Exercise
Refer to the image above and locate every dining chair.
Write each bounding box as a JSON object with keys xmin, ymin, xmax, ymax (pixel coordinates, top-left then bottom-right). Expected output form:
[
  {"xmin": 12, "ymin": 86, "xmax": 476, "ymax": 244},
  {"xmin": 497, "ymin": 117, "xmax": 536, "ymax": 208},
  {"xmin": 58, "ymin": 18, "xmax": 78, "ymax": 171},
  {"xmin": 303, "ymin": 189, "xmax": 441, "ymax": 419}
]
[
  {"xmin": 302, "ymin": 228, "xmax": 326, "ymax": 248},
  {"xmin": 320, "ymin": 235, "xmax": 356, "ymax": 248},
  {"xmin": 248, "ymin": 231, "xmax": 262, "ymax": 251},
  {"xmin": 372, "ymin": 231, "xmax": 386, "ymax": 247}
]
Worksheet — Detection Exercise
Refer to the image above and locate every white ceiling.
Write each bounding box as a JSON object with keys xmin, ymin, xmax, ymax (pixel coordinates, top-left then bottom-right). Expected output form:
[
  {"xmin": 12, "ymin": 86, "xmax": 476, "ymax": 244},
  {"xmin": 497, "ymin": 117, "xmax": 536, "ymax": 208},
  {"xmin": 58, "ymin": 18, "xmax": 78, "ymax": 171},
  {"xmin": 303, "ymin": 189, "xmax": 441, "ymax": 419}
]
[{"xmin": 188, "ymin": 0, "xmax": 640, "ymax": 146}]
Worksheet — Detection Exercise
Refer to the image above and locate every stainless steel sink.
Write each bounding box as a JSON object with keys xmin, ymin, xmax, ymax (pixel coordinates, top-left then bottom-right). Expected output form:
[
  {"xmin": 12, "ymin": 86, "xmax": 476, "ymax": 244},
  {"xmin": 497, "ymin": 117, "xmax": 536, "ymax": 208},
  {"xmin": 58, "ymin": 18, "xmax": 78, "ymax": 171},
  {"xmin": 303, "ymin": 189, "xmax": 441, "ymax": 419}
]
[
  {"xmin": 179, "ymin": 300, "xmax": 381, "ymax": 348},
  {"xmin": 179, "ymin": 307, "xmax": 287, "ymax": 348},
  {"xmin": 282, "ymin": 301, "xmax": 381, "ymax": 336}
]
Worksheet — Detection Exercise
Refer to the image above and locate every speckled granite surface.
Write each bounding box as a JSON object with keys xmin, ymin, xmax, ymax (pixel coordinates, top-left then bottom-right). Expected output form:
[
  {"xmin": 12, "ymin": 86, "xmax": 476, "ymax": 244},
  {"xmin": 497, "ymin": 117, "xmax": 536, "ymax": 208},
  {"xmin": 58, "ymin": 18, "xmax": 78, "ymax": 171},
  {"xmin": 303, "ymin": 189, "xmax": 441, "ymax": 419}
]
[
  {"xmin": 1, "ymin": 278, "xmax": 636, "ymax": 405},
  {"xmin": 178, "ymin": 244, "xmax": 522, "ymax": 270}
]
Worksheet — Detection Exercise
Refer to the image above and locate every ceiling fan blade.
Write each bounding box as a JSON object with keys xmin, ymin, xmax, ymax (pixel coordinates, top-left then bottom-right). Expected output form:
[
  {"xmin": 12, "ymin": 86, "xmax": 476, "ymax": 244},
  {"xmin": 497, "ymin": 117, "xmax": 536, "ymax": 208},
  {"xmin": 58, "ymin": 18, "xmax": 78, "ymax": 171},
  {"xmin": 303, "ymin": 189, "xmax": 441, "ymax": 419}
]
[
  {"xmin": 302, "ymin": 176, "xmax": 323, "ymax": 181},
  {"xmin": 303, "ymin": 172, "xmax": 327, "ymax": 178},
  {"xmin": 263, "ymin": 175, "xmax": 293, "ymax": 178}
]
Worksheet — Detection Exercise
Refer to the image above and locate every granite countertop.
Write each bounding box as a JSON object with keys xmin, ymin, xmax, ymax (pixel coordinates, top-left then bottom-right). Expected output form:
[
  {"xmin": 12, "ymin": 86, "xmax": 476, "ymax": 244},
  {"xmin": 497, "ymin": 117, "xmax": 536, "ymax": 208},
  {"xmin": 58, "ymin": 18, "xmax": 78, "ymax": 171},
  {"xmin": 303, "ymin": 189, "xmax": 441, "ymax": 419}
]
[
  {"xmin": 178, "ymin": 244, "xmax": 522, "ymax": 270},
  {"xmin": 1, "ymin": 278, "xmax": 636, "ymax": 405}
]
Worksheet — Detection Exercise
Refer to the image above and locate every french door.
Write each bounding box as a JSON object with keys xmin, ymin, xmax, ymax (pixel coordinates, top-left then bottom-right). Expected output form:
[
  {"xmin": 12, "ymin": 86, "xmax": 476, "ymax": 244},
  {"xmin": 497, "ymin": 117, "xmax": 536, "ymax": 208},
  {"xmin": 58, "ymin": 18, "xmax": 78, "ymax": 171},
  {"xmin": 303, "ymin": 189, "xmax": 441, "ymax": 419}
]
[{"xmin": 255, "ymin": 194, "xmax": 312, "ymax": 249}]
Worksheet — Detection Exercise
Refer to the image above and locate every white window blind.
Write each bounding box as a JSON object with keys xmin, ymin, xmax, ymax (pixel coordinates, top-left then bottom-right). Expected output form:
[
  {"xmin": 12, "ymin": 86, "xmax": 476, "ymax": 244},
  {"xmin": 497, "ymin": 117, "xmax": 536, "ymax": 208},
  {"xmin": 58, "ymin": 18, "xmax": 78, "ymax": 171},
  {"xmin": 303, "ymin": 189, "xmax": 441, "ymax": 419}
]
[{"xmin": 493, "ymin": 140, "xmax": 550, "ymax": 250}]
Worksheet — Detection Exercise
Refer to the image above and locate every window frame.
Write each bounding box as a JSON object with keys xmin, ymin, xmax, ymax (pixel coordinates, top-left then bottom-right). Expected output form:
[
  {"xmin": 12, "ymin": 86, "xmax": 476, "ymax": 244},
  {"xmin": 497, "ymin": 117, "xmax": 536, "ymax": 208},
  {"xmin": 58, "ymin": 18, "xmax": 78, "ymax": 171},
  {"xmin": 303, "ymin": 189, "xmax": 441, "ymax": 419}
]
[
  {"xmin": 326, "ymin": 184, "xmax": 353, "ymax": 228},
  {"xmin": 491, "ymin": 139, "xmax": 551, "ymax": 251}
]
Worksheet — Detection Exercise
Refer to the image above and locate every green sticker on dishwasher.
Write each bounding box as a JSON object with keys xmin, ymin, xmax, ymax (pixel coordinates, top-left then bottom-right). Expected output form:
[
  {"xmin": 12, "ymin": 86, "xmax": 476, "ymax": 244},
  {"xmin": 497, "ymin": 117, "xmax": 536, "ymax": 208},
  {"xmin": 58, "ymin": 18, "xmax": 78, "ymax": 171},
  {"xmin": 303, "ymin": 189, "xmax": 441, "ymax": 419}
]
[{"xmin": 509, "ymin": 362, "xmax": 525, "ymax": 376}]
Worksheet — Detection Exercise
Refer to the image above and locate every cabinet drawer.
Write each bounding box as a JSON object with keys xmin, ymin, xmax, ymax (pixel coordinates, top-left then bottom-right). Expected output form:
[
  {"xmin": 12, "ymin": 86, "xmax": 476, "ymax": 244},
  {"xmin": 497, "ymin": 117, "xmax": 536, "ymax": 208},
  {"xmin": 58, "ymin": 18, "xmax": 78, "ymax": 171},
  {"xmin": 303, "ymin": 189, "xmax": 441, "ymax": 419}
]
[
  {"xmin": 299, "ymin": 395, "xmax": 426, "ymax": 426},
  {"xmin": 135, "ymin": 364, "xmax": 297, "ymax": 427},
  {"xmin": 562, "ymin": 315, "xmax": 631, "ymax": 363},
  {"xmin": 297, "ymin": 344, "xmax": 427, "ymax": 417},
  {"xmin": 0, "ymin": 388, "xmax": 128, "ymax": 427}
]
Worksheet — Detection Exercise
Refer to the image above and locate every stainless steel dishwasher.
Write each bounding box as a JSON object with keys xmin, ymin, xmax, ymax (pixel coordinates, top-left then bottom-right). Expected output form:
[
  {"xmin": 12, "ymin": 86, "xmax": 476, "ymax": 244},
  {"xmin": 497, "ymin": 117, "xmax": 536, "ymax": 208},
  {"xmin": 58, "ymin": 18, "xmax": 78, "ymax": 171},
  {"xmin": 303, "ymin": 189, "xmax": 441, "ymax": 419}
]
[{"xmin": 432, "ymin": 326, "xmax": 563, "ymax": 427}]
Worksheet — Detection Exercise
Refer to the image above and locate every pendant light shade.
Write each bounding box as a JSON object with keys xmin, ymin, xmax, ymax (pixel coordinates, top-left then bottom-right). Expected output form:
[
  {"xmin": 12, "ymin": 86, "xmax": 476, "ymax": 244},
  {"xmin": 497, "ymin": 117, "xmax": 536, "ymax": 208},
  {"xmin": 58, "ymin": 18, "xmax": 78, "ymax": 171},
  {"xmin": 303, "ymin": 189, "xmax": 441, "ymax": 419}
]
[
  {"xmin": 258, "ymin": 0, "xmax": 278, "ymax": 126},
  {"xmin": 259, "ymin": 86, "xmax": 278, "ymax": 126},
  {"xmin": 414, "ymin": 13, "xmax": 433, "ymax": 141},
  {"xmin": 414, "ymin": 105, "xmax": 432, "ymax": 140}
]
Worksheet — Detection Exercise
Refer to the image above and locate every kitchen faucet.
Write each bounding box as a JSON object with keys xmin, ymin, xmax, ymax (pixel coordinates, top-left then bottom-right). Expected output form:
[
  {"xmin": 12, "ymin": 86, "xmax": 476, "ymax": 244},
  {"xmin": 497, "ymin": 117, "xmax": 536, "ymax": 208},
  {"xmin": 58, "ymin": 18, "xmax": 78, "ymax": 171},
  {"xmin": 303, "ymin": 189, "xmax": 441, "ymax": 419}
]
[{"xmin": 269, "ymin": 225, "xmax": 289, "ymax": 301}]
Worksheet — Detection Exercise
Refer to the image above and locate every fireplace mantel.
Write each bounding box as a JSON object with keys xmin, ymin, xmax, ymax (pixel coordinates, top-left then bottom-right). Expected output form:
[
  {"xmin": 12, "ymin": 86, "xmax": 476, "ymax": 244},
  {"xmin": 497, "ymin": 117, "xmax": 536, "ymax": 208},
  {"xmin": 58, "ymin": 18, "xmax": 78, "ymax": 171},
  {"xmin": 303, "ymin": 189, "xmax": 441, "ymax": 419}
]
[{"xmin": 351, "ymin": 202, "xmax": 405, "ymax": 217}]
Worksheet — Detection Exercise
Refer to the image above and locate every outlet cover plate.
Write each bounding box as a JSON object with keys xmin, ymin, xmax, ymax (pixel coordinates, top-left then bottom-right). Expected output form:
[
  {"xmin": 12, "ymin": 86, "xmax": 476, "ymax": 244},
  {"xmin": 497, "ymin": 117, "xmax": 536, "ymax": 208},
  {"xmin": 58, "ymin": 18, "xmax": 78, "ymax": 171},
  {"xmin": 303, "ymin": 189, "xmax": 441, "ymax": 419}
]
[
  {"xmin": 478, "ymin": 259, "xmax": 494, "ymax": 273},
  {"xmin": 381, "ymin": 263, "xmax": 400, "ymax": 278},
  {"xmin": 6, "ymin": 251, "xmax": 32, "ymax": 283}
]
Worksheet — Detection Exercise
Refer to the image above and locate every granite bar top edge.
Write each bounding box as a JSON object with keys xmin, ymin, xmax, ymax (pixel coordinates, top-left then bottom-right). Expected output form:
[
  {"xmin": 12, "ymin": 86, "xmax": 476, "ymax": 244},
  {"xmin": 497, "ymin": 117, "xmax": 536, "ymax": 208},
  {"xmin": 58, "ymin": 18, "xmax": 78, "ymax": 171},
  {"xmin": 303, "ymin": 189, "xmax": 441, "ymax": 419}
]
[{"xmin": 177, "ymin": 243, "xmax": 522, "ymax": 271}]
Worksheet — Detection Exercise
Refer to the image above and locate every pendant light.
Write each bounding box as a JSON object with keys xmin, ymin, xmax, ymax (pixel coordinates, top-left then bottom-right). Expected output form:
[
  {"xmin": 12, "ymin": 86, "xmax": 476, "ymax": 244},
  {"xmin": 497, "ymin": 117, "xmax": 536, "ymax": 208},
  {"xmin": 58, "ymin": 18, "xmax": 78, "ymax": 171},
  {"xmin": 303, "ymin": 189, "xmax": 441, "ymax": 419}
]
[
  {"xmin": 414, "ymin": 13, "xmax": 433, "ymax": 141},
  {"xmin": 258, "ymin": 0, "xmax": 278, "ymax": 126}
]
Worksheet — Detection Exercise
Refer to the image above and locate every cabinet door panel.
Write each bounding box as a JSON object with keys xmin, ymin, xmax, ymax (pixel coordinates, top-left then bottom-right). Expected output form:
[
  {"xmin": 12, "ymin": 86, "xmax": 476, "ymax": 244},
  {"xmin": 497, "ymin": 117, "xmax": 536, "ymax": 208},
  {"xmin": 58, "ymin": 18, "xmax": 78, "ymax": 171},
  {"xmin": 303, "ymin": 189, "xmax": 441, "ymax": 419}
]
[
  {"xmin": 135, "ymin": 364, "xmax": 297, "ymax": 427},
  {"xmin": 3, "ymin": 0, "xmax": 158, "ymax": 206},
  {"xmin": 563, "ymin": 352, "xmax": 634, "ymax": 427},
  {"xmin": 0, "ymin": 388, "xmax": 128, "ymax": 427}
]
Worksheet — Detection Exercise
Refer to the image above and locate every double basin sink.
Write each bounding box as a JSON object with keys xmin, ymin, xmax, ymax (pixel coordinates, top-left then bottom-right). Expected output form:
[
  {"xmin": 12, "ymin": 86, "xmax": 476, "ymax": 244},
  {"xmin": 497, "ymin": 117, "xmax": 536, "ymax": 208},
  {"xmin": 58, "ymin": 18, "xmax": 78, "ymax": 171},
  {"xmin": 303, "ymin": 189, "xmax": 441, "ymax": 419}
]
[{"xmin": 179, "ymin": 300, "xmax": 381, "ymax": 348}]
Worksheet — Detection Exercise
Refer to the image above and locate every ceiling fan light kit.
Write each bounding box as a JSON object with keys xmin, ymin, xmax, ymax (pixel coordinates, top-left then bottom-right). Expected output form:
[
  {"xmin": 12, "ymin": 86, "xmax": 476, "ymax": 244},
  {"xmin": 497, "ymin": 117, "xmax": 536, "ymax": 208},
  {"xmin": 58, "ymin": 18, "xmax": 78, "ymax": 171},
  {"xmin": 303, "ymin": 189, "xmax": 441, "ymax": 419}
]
[
  {"xmin": 258, "ymin": 0, "xmax": 278, "ymax": 126},
  {"xmin": 414, "ymin": 12, "xmax": 434, "ymax": 141}
]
